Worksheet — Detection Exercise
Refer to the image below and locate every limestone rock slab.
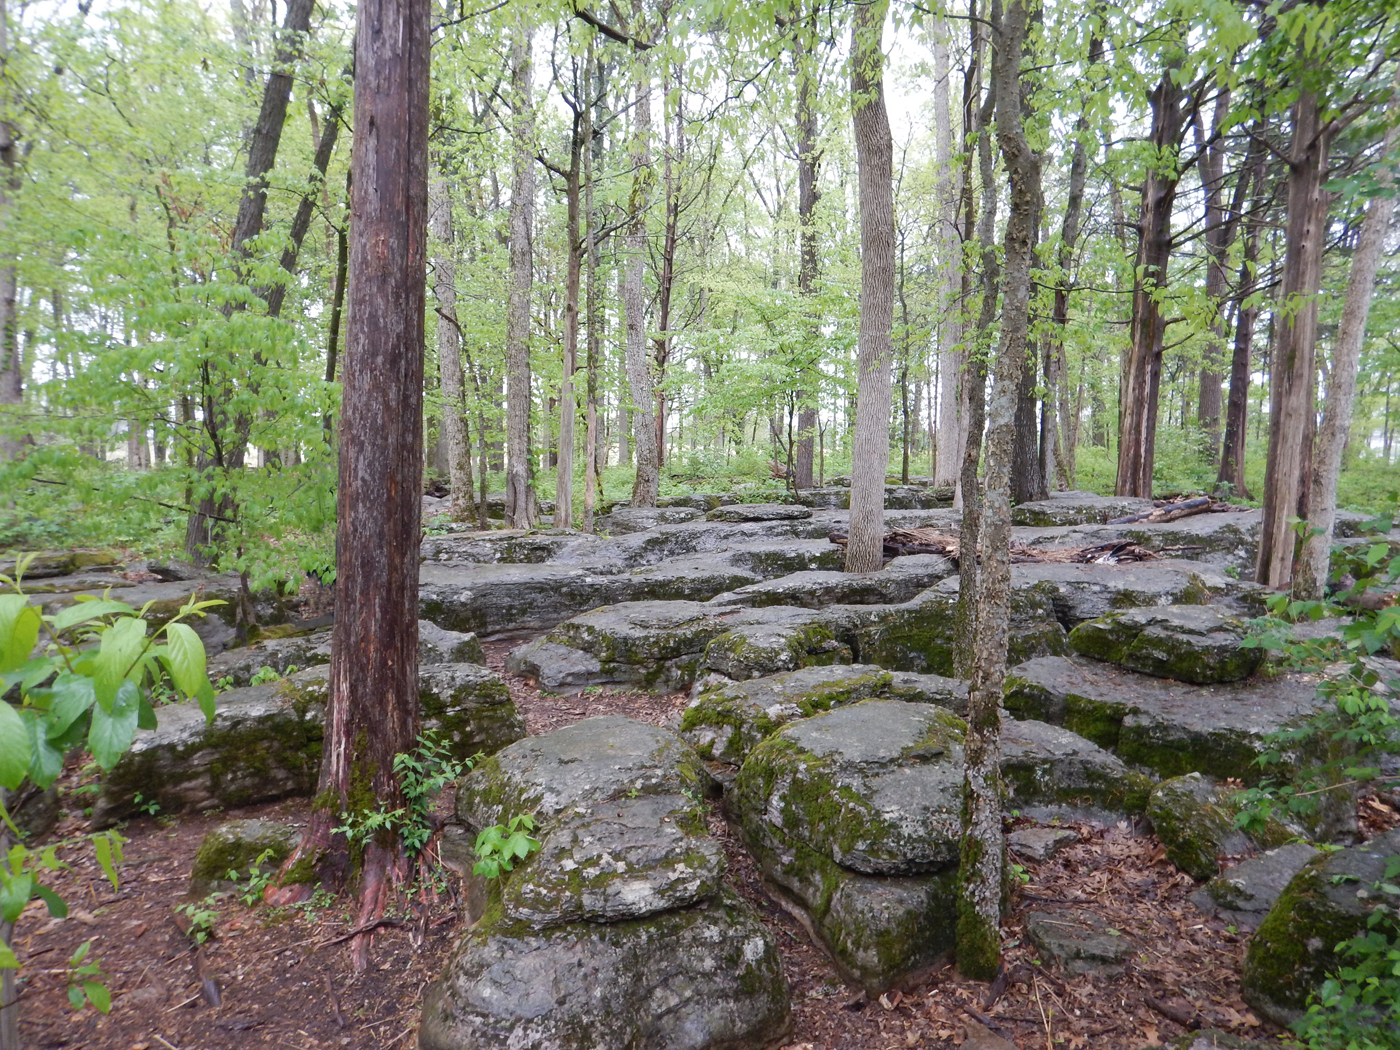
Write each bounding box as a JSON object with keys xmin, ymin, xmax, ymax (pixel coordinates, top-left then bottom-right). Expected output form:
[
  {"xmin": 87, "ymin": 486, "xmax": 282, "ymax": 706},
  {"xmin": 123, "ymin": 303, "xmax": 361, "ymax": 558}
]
[{"xmin": 1069, "ymin": 605, "xmax": 1260, "ymax": 684}]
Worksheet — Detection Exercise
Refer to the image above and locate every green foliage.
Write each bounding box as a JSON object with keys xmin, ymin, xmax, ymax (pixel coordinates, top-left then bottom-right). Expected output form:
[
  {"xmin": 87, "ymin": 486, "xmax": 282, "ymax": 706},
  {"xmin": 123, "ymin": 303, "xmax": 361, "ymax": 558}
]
[
  {"xmin": 175, "ymin": 897, "xmax": 219, "ymax": 945},
  {"xmin": 227, "ymin": 848, "xmax": 278, "ymax": 907},
  {"xmin": 248, "ymin": 665, "xmax": 284, "ymax": 687},
  {"xmin": 472, "ymin": 814, "xmax": 541, "ymax": 880}
]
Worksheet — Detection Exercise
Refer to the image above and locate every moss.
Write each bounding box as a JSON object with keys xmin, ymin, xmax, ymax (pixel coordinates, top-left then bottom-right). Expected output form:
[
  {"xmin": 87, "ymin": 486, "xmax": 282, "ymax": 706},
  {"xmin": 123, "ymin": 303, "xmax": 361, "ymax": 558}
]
[
  {"xmin": 276, "ymin": 852, "xmax": 318, "ymax": 889},
  {"xmin": 1061, "ymin": 693, "xmax": 1127, "ymax": 751},
  {"xmin": 955, "ymin": 837, "xmax": 1001, "ymax": 981}
]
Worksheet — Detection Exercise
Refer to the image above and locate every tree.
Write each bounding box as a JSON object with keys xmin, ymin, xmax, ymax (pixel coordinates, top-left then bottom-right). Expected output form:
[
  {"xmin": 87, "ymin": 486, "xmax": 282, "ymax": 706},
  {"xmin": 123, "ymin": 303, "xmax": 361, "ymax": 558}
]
[
  {"xmin": 267, "ymin": 0, "xmax": 429, "ymax": 976},
  {"xmin": 844, "ymin": 0, "xmax": 894, "ymax": 575},
  {"xmin": 0, "ymin": 0, "xmax": 19, "ymax": 464},
  {"xmin": 623, "ymin": 19, "xmax": 659, "ymax": 508},
  {"xmin": 430, "ymin": 172, "xmax": 479, "ymax": 524},
  {"xmin": 959, "ymin": 0, "xmax": 1034, "ymax": 981},
  {"xmin": 505, "ymin": 16, "xmax": 537, "ymax": 529},
  {"xmin": 932, "ymin": 16, "xmax": 964, "ymax": 490}
]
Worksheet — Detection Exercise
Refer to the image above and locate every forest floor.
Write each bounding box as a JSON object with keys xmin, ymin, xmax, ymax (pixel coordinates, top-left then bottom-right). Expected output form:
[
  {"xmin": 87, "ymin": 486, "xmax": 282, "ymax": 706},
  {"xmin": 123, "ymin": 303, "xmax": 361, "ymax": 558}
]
[{"xmin": 15, "ymin": 638, "xmax": 1390, "ymax": 1050}]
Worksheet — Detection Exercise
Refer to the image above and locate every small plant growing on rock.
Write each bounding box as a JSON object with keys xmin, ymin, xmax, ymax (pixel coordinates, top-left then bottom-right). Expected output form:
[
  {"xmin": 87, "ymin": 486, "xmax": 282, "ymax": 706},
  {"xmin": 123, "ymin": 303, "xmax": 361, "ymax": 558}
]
[{"xmin": 472, "ymin": 814, "xmax": 541, "ymax": 879}]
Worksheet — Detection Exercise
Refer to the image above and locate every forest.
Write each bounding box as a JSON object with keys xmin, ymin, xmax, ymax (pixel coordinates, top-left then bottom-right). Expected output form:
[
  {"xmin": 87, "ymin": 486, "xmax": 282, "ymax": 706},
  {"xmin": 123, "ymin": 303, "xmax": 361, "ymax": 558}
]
[{"xmin": 2, "ymin": 0, "xmax": 1400, "ymax": 1048}]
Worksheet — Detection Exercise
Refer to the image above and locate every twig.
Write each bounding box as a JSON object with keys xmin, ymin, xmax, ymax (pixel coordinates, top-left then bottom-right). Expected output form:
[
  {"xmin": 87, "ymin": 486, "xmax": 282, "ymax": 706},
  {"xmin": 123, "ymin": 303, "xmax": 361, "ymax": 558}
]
[
  {"xmin": 164, "ymin": 993, "xmax": 201, "ymax": 1012},
  {"xmin": 1144, "ymin": 994, "xmax": 1200, "ymax": 1030},
  {"xmin": 964, "ymin": 1007, "xmax": 1014, "ymax": 1041},
  {"xmin": 153, "ymin": 1036, "xmax": 182, "ymax": 1050},
  {"xmin": 314, "ymin": 916, "xmax": 404, "ymax": 949}
]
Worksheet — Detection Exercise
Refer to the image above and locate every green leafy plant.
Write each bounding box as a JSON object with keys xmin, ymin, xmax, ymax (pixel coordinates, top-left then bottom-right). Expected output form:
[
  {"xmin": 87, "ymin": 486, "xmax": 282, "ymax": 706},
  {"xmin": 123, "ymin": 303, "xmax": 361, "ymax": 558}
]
[
  {"xmin": 228, "ymin": 848, "xmax": 277, "ymax": 907},
  {"xmin": 472, "ymin": 814, "xmax": 541, "ymax": 879},
  {"xmin": 175, "ymin": 898, "xmax": 219, "ymax": 945},
  {"xmin": 64, "ymin": 941, "xmax": 109, "ymax": 1013},
  {"xmin": 0, "ymin": 553, "xmax": 218, "ymax": 1017},
  {"xmin": 133, "ymin": 793, "xmax": 160, "ymax": 817},
  {"xmin": 248, "ymin": 665, "xmax": 284, "ymax": 687}
]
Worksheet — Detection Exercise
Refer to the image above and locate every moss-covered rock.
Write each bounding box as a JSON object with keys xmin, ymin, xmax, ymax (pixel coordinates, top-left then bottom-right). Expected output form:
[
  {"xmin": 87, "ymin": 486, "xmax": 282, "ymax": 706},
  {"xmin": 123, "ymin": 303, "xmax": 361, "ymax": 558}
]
[
  {"xmin": 1010, "ymin": 494, "xmax": 1154, "ymax": 527},
  {"xmin": 1242, "ymin": 828, "xmax": 1400, "ymax": 1025},
  {"xmin": 1190, "ymin": 842, "xmax": 1320, "ymax": 927},
  {"xmin": 1145, "ymin": 773, "xmax": 1294, "ymax": 880},
  {"xmin": 1001, "ymin": 719, "xmax": 1155, "ymax": 819},
  {"xmin": 189, "ymin": 819, "xmax": 301, "ymax": 894},
  {"xmin": 700, "ymin": 620, "xmax": 852, "ymax": 680},
  {"xmin": 1068, "ymin": 605, "xmax": 1260, "ymax": 684},
  {"xmin": 705, "ymin": 503, "xmax": 812, "ymax": 522},
  {"xmin": 419, "ymin": 886, "xmax": 790, "ymax": 1050},
  {"xmin": 419, "ymin": 663, "xmax": 526, "ymax": 759}
]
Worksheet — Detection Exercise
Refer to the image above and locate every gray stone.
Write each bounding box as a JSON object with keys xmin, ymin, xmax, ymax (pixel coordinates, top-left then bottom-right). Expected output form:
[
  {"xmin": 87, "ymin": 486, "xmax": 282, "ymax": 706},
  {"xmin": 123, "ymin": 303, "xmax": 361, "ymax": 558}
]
[
  {"xmin": 1000, "ymin": 719, "xmax": 1155, "ymax": 821},
  {"xmin": 455, "ymin": 716, "xmax": 712, "ymax": 832},
  {"xmin": 1025, "ymin": 910, "xmax": 1135, "ymax": 974},
  {"xmin": 503, "ymin": 794, "xmax": 724, "ymax": 928},
  {"xmin": 706, "ymin": 555, "xmax": 955, "ymax": 610},
  {"xmin": 796, "ymin": 487, "xmax": 849, "ymax": 510},
  {"xmin": 4, "ymin": 783, "xmax": 60, "ymax": 841},
  {"xmin": 700, "ymin": 616, "xmax": 852, "ymax": 681},
  {"xmin": 681, "ymin": 664, "xmax": 965, "ymax": 769},
  {"xmin": 1190, "ymin": 842, "xmax": 1321, "ymax": 926},
  {"xmin": 1008, "ymin": 827, "xmax": 1079, "ymax": 862},
  {"xmin": 705, "ymin": 503, "xmax": 812, "ymax": 522},
  {"xmin": 1243, "ymin": 828, "xmax": 1400, "ymax": 1026},
  {"xmin": 95, "ymin": 663, "xmax": 522, "ymax": 827},
  {"xmin": 418, "ymin": 621, "xmax": 486, "ymax": 665},
  {"xmin": 1163, "ymin": 1031, "xmax": 1277, "ymax": 1050},
  {"xmin": 1069, "ymin": 605, "xmax": 1260, "ymax": 684},
  {"xmin": 35, "ymin": 576, "xmax": 246, "ymax": 654},
  {"xmin": 731, "ymin": 699, "xmax": 966, "ymax": 990},
  {"xmin": 505, "ymin": 639, "xmax": 605, "ymax": 691},
  {"xmin": 1144, "ymin": 773, "xmax": 1293, "ymax": 880},
  {"xmin": 419, "ymin": 888, "xmax": 790, "ymax": 1050},
  {"xmin": 189, "ymin": 819, "xmax": 302, "ymax": 894},
  {"xmin": 595, "ymin": 506, "xmax": 704, "ymax": 534},
  {"xmin": 0, "ymin": 549, "xmax": 122, "ymax": 578},
  {"xmin": 1011, "ymin": 494, "xmax": 1154, "ymax": 527},
  {"xmin": 207, "ymin": 630, "xmax": 332, "ymax": 687},
  {"xmin": 1004, "ymin": 656, "xmax": 1328, "ymax": 783},
  {"xmin": 990, "ymin": 560, "xmax": 1237, "ymax": 627}
]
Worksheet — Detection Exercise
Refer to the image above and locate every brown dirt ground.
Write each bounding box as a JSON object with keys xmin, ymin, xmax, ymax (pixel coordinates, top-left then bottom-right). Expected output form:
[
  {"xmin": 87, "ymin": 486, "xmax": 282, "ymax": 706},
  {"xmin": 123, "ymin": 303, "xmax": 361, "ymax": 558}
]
[{"xmin": 12, "ymin": 639, "xmax": 1396, "ymax": 1050}]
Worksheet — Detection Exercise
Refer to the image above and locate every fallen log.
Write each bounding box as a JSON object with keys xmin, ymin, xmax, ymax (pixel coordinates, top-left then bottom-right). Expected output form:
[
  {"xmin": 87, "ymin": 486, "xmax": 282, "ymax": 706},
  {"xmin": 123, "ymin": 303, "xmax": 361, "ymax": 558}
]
[
  {"xmin": 1108, "ymin": 495, "xmax": 1249, "ymax": 525},
  {"xmin": 829, "ymin": 529, "xmax": 1163, "ymax": 566}
]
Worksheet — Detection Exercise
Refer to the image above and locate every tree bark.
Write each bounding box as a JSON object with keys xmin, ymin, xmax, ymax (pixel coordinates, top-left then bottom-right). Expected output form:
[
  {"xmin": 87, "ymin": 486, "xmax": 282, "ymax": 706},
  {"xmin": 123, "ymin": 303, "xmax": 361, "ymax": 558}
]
[
  {"xmin": 504, "ymin": 18, "xmax": 536, "ymax": 529},
  {"xmin": 556, "ymin": 98, "xmax": 585, "ymax": 529},
  {"xmin": 267, "ymin": 0, "xmax": 428, "ymax": 978},
  {"xmin": 623, "ymin": 59, "xmax": 659, "ymax": 507},
  {"xmin": 0, "ymin": 0, "xmax": 22, "ymax": 464},
  {"xmin": 959, "ymin": 0, "xmax": 1032, "ymax": 983},
  {"xmin": 430, "ymin": 175, "xmax": 477, "ymax": 524},
  {"xmin": 1296, "ymin": 118, "xmax": 1396, "ymax": 599},
  {"xmin": 582, "ymin": 49, "xmax": 605, "ymax": 532},
  {"xmin": 792, "ymin": 7, "xmax": 822, "ymax": 491},
  {"xmin": 933, "ymin": 19, "xmax": 965, "ymax": 489},
  {"xmin": 1195, "ymin": 90, "xmax": 1232, "ymax": 465},
  {"xmin": 1115, "ymin": 67, "xmax": 1187, "ymax": 498},
  {"xmin": 1257, "ymin": 89, "xmax": 1331, "ymax": 590},
  {"xmin": 844, "ymin": 0, "xmax": 894, "ymax": 574}
]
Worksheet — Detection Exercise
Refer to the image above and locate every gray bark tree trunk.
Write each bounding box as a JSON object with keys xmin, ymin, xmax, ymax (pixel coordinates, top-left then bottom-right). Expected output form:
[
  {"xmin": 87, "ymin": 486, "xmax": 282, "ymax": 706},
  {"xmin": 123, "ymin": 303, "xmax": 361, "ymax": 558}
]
[
  {"xmin": 792, "ymin": 8, "xmax": 821, "ymax": 490},
  {"xmin": 623, "ymin": 63, "xmax": 659, "ymax": 507},
  {"xmin": 1258, "ymin": 89, "xmax": 1332, "ymax": 590},
  {"xmin": 505, "ymin": 18, "xmax": 536, "ymax": 529},
  {"xmin": 1296, "ymin": 118, "xmax": 1396, "ymax": 599},
  {"xmin": 959, "ymin": 0, "xmax": 1032, "ymax": 982},
  {"xmin": 267, "ymin": 0, "xmax": 427, "ymax": 978},
  {"xmin": 844, "ymin": 0, "xmax": 895, "ymax": 574},
  {"xmin": 430, "ymin": 175, "xmax": 477, "ymax": 524},
  {"xmin": 933, "ymin": 20, "xmax": 965, "ymax": 489},
  {"xmin": 1195, "ymin": 91, "xmax": 1232, "ymax": 465},
  {"xmin": 0, "ymin": 0, "xmax": 22, "ymax": 465}
]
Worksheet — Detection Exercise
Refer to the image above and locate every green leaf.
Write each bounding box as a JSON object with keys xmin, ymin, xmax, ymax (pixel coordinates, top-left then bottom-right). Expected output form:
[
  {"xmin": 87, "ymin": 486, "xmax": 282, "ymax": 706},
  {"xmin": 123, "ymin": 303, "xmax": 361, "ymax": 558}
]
[
  {"xmin": 24, "ymin": 712, "xmax": 64, "ymax": 789},
  {"xmin": 88, "ymin": 680, "xmax": 140, "ymax": 770},
  {"xmin": 0, "ymin": 939, "xmax": 17, "ymax": 970},
  {"xmin": 163, "ymin": 623, "xmax": 207, "ymax": 700},
  {"xmin": 0, "ymin": 597, "xmax": 41, "ymax": 674},
  {"xmin": 46, "ymin": 599, "xmax": 137, "ymax": 637},
  {"xmin": 195, "ymin": 680, "xmax": 216, "ymax": 722},
  {"xmin": 33, "ymin": 882, "xmax": 68, "ymax": 918},
  {"xmin": 45, "ymin": 674, "xmax": 97, "ymax": 740},
  {"xmin": 0, "ymin": 702, "xmax": 31, "ymax": 791},
  {"xmin": 137, "ymin": 698, "xmax": 157, "ymax": 731},
  {"xmin": 92, "ymin": 617, "xmax": 147, "ymax": 713},
  {"xmin": 0, "ymin": 873, "xmax": 33, "ymax": 922},
  {"xmin": 92, "ymin": 834, "xmax": 122, "ymax": 891},
  {"xmin": 83, "ymin": 980, "xmax": 111, "ymax": 1013},
  {"xmin": 68, "ymin": 985, "xmax": 85, "ymax": 1010}
]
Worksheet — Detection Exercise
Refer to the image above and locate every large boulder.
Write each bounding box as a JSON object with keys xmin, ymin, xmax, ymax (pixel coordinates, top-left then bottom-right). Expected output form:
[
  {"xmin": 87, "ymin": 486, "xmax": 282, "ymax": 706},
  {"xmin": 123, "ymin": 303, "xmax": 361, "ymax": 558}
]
[
  {"xmin": 189, "ymin": 818, "xmax": 302, "ymax": 894},
  {"xmin": 1011, "ymin": 494, "xmax": 1154, "ymax": 527},
  {"xmin": 731, "ymin": 700, "xmax": 964, "ymax": 990},
  {"xmin": 705, "ymin": 503, "xmax": 812, "ymax": 522},
  {"xmin": 699, "ymin": 617, "xmax": 852, "ymax": 681},
  {"xmin": 93, "ymin": 663, "xmax": 523, "ymax": 827},
  {"xmin": 1004, "ymin": 656, "xmax": 1327, "ymax": 783},
  {"xmin": 993, "ymin": 561, "xmax": 1235, "ymax": 626},
  {"xmin": 1190, "ymin": 842, "xmax": 1321, "ymax": 927},
  {"xmin": 1068, "ymin": 605, "xmax": 1260, "ymax": 684},
  {"xmin": 681, "ymin": 664, "xmax": 966, "ymax": 771},
  {"xmin": 1000, "ymin": 719, "xmax": 1154, "ymax": 821},
  {"xmin": 425, "ymin": 717, "xmax": 788, "ymax": 1050},
  {"xmin": 594, "ymin": 505, "xmax": 704, "ymax": 534},
  {"xmin": 1242, "ymin": 828, "xmax": 1400, "ymax": 1026},
  {"xmin": 1144, "ymin": 773, "xmax": 1292, "ymax": 880},
  {"xmin": 706, "ymin": 554, "xmax": 955, "ymax": 610}
]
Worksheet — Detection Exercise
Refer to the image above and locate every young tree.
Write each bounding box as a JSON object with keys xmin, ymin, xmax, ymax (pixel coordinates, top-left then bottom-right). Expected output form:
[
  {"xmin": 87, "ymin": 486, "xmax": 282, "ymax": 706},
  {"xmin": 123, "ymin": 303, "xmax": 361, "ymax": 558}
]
[
  {"xmin": 959, "ymin": 0, "xmax": 1034, "ymax": 981},
  {"xmin": 623, "ymin": 37, "xmax": 659, "ymax": 508},
  {"xmin": 267, "ymin": 0, "xmax": 429, "ymax": 975},
  {"xmin": 932, "ymin": 17, "xmax": 964, "ymax": 490},
  {"xmin": 430, "ymin": 172, "xmax": 478, "ymax": 524},
  {"xmin": 844, "ymin": 0, "xmax": 894, "ymax": 574},
  {"xmin": 505, "ymin": 17, "xmax": 536, "ymax": 529}
]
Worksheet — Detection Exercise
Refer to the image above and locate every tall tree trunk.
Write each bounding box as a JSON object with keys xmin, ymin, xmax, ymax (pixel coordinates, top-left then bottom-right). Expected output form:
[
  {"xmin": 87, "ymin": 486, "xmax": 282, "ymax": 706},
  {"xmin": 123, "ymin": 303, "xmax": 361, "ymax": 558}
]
[
  {"xmin": 184, "ymin": 0, "xmax": 315, "ymax": 561},
  {"xmin": 960, "ymin": 0, "xmax": 1031, "ymax": 982},
  {"xmin": 430, "ymin": 175, "xmax": 477, "ymax": 524},
  {"xmin": 556, "ymin": 102, "xmax": 584, "ymax": 529},
  {"xmin": 844, "ymin": 0, "xmax": 894, "ymax": 574},
  {"xmin": 505, "ymin": 18, "xmax": 536, "ymax": 528},
  {"xmin": 1257, "ymin": 89, "xmax": 1331, "ymax": 590},
  {"xmin": 650, "ymin": 68, "xmax": 682, "ymax": 475},
  {"xmin": 1195, "ymin": 90, "xmax": 1232, "ymax": 465},
  {"xmin": 268, "ymin": 0, "xmax": 428, "ymax": 978},
  {"xmin": 792, "ymin": 8, "xmax": 821, "ymax": 491},
  {"xmin": 623, "ymin": 60, "xmax": 659, "ymax": 507},
  {"xmin": 933, "ymin": 19, "xmax": 965, "ymax": 489},
  {"xmin": 582, "ymin": 49, "xmax": 605, "ymax": 532},
  {"xmin": 1115, "ymin": 67, "xmax": 1186, "ymax": 498},
  {"xmin": 1296, "ymin": 118, "xmax": 1396, "ymax": 599},
  {"xmin": 0, "ymin": 0, "xmax": 22, "ymax": 465}
]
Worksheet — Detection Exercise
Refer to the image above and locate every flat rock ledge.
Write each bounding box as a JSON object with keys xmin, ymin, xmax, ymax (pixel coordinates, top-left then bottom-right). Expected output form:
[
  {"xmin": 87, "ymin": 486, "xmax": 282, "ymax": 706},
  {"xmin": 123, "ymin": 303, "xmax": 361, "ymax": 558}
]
[
  {"xmin": 1068, "ymin": 605, "xmax": 1260, "ymax": 684},
  {"xmin": 423, "ymin": 717, "xmax": 788, "ymax": 1050}
]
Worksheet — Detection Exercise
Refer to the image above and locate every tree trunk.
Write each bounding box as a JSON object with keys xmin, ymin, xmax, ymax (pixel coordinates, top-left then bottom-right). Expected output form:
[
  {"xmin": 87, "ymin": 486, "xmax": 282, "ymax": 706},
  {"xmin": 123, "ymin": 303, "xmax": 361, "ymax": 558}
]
[
  {"xmin": 0, "ymin": 0, "xmax": 22, "ymax": 465},
  {"xmin": 556, "ymin": 103, "xmax": 584, "ymax": 529},
  {"xmin": 267, "ymin": 0, "xmax": 428, "ymax": 977},
  {"xmin": 1296, "ymin": 118, "xmax": 1396, "ymax": 599},
  {"xmin": 623, "ymin": 63, "xmax": 659, "ymax": 507},
  {"xmin": 960, "ymin": 0, "xmax": 1031, "ymax": 983},
  {"xmin": 1115, "ymin": 67, "xmax": 1186, "ymax": 498},
  {"xmin": 184, "ymin": 0, "xmax": 316, "ymax": 561},
  {"xmin": 933, "ymin": 19, "xmax": 965, "ymax": 489},
  {"xmin": 430, "ymin": 175, "xmax": 477, "ymax": 524},
  {"xmin": 1195, "ymin": 91, "xmax": 1232, "ymax": 466},
  {"xmin": 844, "ymin": 0, "xmax": 894, "ymax": 575},
  {"xmin": 504, "ymin": 18, "xmax": 536, "ymax": 529},
  {"xmin": 582, "ymin": 49, "xmax": 604, "ymax": 532},
  {"xmin": 1257, "ymin": 89, "xmax": 1331, "ymax": 590},
  {"xmin": 792, "ymin": 9, "xmax": 821, "ymax": 491}
]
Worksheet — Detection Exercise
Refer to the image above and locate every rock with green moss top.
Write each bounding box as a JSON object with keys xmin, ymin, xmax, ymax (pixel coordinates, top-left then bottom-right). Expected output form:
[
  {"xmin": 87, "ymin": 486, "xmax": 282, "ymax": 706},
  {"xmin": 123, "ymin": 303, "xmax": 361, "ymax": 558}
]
[
  {"xmin": 1001, "ymin": 719, "xmax": 1154, "ymax": 820},
  {"xmin": 733, "ymin": 700, "xmax": 967, "ymax": 876},
  {"xmin": 700, "ymin": 619, "xmax": 852, "ymax": 681},
  {"xmin": 1025, "ymin": 910, "xmax": 1135, "ymax": 974},
  {"xmin": 987, "ymin": 561, "xmax": 1236, "ymax": 627},
  {"xmin": 503, "ymin": 794, "xmax": 723, "ymax": 927},
  {"xmin": 1157, "ymin": 1030, "xmax": 1278, "ymax": 1050},
  {"xmin": 707, "ymin": 555, "xmax": 955, "ymax": 610},
  {"xmin": 706, "ymin": 503, "xmax": 812, "ymax": 522},
  {"xmin": 1145, "ymin": 773, "xmax": 1295, "ymax": 880},
  {"xmin": 189, "ymin": 819, "xmax": 302, "ymax": 894},
  {"xmin": 1069, "ymin": 605, "xmax": 1260, "ymax": 684},
  {"xmin": 594, "ymin": 506, "xmax": 704, "ymax": 533},
  {"xmin": 0, "ymin": 549, "xmax": 122, "ymax": 578},
  {"xmin": 419, "ymin": 886, "xmax": 789, "ymax": 1050},
  {"xmin": 1004, "ymin": 656, "xmax": 1327, "ymax": 783},
  {"xmin": 456, "ymin": 715, "xmax": 712, "ymax": 833},
  {"xmin": 549, "ymin": 601, "xmax": 733, "ymax": 665},
  {"xmin": 419, "ymin": 663, "xmax": 526, "ymax": 759},
  {"xmin": 1010, "ymin": 494, "xmax": 1154, "ymax": 527},
  {"xmin": 1242, "ymin": 828, "xmax": 1400, "ymax": 1025},
  {"xmin": 1190, "ymin": 842, "xmax": 1320, "ymax": 926},
  {"xmin": 847, "ymin": 586, "xmax": 1067, "ymax": 677},
  {"xmin": 680, "ymin": 664, "xmax": 967, "ymax": 770}
]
